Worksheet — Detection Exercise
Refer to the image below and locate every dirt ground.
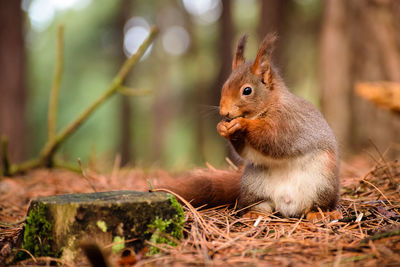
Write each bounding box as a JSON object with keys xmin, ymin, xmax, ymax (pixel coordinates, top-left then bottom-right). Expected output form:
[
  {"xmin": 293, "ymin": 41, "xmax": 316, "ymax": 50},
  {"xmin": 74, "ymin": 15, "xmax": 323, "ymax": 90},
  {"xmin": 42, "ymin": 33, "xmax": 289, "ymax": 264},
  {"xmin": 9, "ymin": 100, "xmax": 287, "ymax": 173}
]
[{"xmin": 1, "ymin": 154, "xmax": 399, "ymax": 266}]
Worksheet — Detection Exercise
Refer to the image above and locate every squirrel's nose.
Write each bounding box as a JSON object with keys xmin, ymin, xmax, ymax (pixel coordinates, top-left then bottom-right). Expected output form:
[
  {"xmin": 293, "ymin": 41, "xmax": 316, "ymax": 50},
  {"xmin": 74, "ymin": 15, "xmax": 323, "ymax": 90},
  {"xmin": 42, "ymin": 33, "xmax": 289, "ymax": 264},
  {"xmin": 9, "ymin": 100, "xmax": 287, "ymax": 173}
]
[{"xmin": 219, "ymin": 108, "xmax": 229, "ymax": 118}]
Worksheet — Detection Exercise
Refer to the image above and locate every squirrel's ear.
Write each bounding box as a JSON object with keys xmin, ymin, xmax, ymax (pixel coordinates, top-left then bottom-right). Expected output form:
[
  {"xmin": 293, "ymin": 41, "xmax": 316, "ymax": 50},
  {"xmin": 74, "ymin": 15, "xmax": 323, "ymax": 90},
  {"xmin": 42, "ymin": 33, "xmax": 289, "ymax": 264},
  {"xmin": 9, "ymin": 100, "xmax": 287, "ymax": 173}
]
[
  {"xmin": 251, "ymin": 33, "xmax": 277, "ymax": 85},
  {"xmin": 232, "ymin": 34, "xmax": 248, "ymax": 70}
]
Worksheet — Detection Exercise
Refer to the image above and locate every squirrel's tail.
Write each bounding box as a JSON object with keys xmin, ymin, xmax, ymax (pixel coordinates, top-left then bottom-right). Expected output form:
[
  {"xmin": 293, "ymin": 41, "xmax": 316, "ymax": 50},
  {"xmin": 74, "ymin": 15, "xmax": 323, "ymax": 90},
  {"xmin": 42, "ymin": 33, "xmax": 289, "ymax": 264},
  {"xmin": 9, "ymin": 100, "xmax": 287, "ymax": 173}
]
[{"xmin": 155, "ymin": 168, "xmax": 242, "ymax": 208}]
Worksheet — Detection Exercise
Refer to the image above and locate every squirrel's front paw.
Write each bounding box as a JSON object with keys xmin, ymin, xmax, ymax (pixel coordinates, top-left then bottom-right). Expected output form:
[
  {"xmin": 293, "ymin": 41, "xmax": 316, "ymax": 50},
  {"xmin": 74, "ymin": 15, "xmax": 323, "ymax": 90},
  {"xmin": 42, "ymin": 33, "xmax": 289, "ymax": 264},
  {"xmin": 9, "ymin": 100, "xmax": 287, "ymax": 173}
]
[
  {"xmin": 217, "ymin": 121, "xmax": 230, "ymax": 137},
  {"xmin": 217, "ymin": 118, "xmax": 244, "ymax": 138}
]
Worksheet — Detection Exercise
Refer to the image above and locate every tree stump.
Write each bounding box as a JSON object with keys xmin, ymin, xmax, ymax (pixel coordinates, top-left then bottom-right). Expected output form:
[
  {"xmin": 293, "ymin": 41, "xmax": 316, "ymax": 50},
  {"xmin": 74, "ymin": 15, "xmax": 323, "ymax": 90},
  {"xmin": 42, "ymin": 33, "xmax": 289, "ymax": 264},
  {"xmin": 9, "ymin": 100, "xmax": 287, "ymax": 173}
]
[{"xmin": 18, "ymin": 190, "xmax": 184, "ymax": 262}]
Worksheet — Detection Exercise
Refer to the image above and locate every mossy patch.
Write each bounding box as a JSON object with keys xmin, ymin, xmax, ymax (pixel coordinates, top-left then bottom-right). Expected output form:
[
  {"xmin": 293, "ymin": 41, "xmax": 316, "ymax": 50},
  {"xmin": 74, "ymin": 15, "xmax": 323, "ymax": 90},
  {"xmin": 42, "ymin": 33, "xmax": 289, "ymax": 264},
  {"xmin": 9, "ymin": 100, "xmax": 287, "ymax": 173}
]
[
  {"xmin": 168, "ymin": 193, "xmax": 185, "ymax": 229},
  {"xmin": 146, "ymin": 194, "xmax": 185, "ymax": 255},
  {"xmin": 15, "ymin": 191, "xmax": 181, "ymax": 261},
  {"xmin": 96, "ymin": 220, "xmax": 107, "ymax": 232},
  {"xmin": 16, "ymin": 204, "xmax": 55, "ymax": 260},
  {"xmin": 112, "ymin": 236, "xmax": 125, "ymax": 253}
]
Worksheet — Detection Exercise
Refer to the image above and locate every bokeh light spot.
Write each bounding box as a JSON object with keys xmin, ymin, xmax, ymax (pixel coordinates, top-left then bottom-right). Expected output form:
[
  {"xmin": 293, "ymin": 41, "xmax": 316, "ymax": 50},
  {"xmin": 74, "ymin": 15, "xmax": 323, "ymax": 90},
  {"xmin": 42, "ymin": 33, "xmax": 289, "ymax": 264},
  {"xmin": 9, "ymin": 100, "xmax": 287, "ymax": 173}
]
[
  {"xmin": 182, "ymin": 0, "xmax": 222, "ymax": 25},
  {"xmin": 123, "ymin": 18, "xmax": 153, "ymax": 59},
  {"xmin": 162, "ymin": 26, "xmax": 190, "ymax": 56}
]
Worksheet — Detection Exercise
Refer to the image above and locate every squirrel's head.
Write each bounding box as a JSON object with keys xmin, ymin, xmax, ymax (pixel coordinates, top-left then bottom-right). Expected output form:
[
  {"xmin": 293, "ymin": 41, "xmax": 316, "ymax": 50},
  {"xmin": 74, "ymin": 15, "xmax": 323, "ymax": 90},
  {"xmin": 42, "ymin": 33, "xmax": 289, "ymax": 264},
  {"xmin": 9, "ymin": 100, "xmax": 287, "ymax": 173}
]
[{"xmin": 220, "ymin": 33, "xmax": 278, "ymax": 121}]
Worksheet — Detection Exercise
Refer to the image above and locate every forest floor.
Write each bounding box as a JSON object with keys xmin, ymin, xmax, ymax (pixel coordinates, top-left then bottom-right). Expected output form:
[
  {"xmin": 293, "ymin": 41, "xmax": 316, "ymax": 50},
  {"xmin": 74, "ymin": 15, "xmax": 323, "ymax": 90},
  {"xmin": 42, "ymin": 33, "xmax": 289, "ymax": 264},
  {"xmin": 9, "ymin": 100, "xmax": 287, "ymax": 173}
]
[{"xmin": 0, "ymin": 154, "xmax": 399, "ymax": 266}]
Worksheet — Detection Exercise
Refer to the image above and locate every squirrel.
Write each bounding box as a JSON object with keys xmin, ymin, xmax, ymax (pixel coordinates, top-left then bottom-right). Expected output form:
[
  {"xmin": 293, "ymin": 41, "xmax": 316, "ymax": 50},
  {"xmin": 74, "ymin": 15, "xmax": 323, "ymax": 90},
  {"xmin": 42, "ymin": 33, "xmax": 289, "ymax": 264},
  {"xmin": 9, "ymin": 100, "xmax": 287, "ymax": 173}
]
[{"xmin": 157, "ymin": 33, "xmax": 340, "ymax": 219}]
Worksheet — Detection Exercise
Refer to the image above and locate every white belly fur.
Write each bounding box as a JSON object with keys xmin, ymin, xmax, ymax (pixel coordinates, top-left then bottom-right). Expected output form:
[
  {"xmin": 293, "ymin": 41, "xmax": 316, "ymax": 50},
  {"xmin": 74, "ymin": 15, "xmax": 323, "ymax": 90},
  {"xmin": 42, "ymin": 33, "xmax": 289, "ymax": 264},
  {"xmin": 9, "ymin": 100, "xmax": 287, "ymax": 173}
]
[{"xmin": 241, "ymin": 144, "xmax": 331, "ymax": 217}]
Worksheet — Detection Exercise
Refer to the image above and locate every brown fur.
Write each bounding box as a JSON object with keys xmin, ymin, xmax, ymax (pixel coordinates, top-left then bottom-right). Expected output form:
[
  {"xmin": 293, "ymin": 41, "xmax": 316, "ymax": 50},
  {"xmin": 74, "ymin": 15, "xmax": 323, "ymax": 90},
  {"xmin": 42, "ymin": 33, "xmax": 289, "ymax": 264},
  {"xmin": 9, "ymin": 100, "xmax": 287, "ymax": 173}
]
[
  {"xmin": 251, "ymin": 33, "xmax": 277, "ymax": 85},
  {"xmin": 158, "ymin": 34, "xmax": 339, "ymax": 217},
  {"xmin": 232, "ymin": 34, "xmax": 248, "ymax": 70},
  {"xmin": 219, "ymin": 34, "xmax": 339, "ymax": 216},
  {"xmin": 158, "ymin": 169, "xmax": 242, "ymax": 208},
  {"xmin": 315, "ymin": 148, "xmax": 340, "ymax": 210}
]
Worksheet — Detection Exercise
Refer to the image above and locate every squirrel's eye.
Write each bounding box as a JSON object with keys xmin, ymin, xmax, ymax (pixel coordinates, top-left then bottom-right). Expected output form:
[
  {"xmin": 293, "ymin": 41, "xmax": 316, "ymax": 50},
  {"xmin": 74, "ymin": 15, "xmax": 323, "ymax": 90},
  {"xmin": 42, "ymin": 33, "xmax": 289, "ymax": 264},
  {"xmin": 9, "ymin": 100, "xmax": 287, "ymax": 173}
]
[{"xmin": 242, "ymin": 87, "xmax": 252, "ymax": 96}]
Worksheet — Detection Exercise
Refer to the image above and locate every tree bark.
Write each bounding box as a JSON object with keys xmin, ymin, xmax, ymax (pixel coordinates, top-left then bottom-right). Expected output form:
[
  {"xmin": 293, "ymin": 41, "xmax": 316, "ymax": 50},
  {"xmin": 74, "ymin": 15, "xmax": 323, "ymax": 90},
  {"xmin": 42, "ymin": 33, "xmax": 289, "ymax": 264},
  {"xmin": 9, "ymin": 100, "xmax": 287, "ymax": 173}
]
[
  {"xmin": 211, "ymin": 0, "xmax": 233, "ymax": 107},
  {"xmin": 320, "ymin": 0, "xmax": 400, "ymax": 157},
  {"xmin": 150, "ymin": 1, "xmax": 176, "ymax": 163},
  {"xmin": 257, "ymin": 0, "xmax": 288, "ymax": 64},
  {"xmin": 319, "ymin": 0, "xmax": 352, "ymax": 153},
  {"xmin": 0, "ymin": 0, "xmax": 26, "ymax": 163},
  {"xmin": 348, "ymin": 0, "xmax": 400, "ymax": 155},
  {"xmin": 117, "ymin": 0, "xmax": 134, "ymax": 166}
]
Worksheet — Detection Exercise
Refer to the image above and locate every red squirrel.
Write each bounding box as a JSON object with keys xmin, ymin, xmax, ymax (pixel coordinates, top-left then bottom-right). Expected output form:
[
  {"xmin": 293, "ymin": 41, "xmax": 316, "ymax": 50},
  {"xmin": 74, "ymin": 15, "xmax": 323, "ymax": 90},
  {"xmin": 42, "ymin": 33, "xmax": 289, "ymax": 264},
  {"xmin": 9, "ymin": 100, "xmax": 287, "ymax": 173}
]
[{"xmin": 158, "ymin": 34, "xmax": 339, "ymax": 219}]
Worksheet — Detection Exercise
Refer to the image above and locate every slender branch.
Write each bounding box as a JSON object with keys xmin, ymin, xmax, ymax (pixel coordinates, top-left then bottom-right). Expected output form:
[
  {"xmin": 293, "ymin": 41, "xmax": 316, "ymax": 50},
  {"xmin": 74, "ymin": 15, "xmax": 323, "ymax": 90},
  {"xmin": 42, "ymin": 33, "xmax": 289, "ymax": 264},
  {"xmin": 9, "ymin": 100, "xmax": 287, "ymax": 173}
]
[
  {"xmin": 10, "ymin": 158, "xmax": 41, "ymax": 175},
  {"xmin": 8, "ymin": 26, "xmax": 158, "ymax": 175},
  {"xmin": 53, "ymin": 160, "xmax": 81, "ymax": 173},
  {"xmin": 41, "ymin": 26, "xmax": 157, "ymax": 158},
  {"xmin": 48, "ymin": 25, "xmax": 64, "ymax": 143},
  {"xmin": 117, "ymin": 86, "xmax": 153, "ymax": 96},
  {"xmin": 77, "ymin": 158, "xmax": 97, "ymax": 192},
  {"xmin": 1, "ymin": 136, "xmax": 10, "ymax": 176}
]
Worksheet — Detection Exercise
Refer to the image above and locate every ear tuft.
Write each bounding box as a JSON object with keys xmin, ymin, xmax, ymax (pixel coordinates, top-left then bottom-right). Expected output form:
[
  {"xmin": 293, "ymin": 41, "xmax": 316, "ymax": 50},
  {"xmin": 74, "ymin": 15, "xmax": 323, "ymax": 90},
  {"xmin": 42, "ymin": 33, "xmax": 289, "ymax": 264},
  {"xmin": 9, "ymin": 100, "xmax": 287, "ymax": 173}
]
[
  {"xmin": 232, "ymin": 34, "xmax": 248, "ymax": 70},
  {"xmin": 251, "ymin": 33, "xmax": 278, "ymax": 85}
]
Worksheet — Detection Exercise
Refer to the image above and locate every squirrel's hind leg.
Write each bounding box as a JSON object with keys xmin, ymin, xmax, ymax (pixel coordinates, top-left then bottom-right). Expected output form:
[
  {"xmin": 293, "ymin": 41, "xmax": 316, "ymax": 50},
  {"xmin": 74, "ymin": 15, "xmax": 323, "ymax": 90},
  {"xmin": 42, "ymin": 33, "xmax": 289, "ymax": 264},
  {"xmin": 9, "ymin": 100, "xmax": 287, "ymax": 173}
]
[
  {"xmin": 252, "ymin": 201, "xmax": 274, "ymax": 213},
  {"xmin": 242, "ymin": 201, "xmax": 274, "ymax": 219},
  {"xmin": 306, "ymin": 210, "xmax": 343, "ymax": 222}
]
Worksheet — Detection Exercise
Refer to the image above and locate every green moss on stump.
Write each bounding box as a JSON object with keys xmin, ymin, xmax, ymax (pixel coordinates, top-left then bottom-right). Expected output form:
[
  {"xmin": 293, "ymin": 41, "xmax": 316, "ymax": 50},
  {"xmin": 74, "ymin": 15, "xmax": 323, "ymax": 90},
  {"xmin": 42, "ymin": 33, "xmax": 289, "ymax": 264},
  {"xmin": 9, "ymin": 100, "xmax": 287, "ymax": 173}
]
[
  {"xmin": 17, "ymin": 191, "xmax": 184, "ymax": 262},
  {"xmin": 146, "ymin": 193, "xmax": 185, "ymax": 255},
  {"xmin": 168, "ymin": 193, "xmax": 185, "ymax": 231},
  {"xmin": 112, "ymin": 236, "xmax": 125, "ymax": 253},
  {"xmin": 16, "ymin": 204, "xmax": 55, "ymax": 260}
]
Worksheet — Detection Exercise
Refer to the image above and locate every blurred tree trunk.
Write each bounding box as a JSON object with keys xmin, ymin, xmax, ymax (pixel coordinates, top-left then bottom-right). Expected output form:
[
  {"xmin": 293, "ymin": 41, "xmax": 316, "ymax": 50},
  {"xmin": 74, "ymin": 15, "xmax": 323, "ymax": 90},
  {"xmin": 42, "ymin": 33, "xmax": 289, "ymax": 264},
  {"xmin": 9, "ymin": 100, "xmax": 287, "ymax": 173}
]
[
  {"xmin": 320, "ymin": 0, "xmax": 352, "ymax": 153},
  {"xmin": 117, "ymin": 0, "xmax": 134, "ymax": 166},
  {"xmin": 209, "ymin": 0, "xmax": 234, "ymax": 162},
  {"xmin": 320, "ymin": 0, "xmax": 400, "ymax": 157},
  {"xmin": 150, "ymin": 0, "xmax": 176, "ymax": 163},
  {"xmin": 211, "ymin": 0, "xmax": 233, "ymax": 107},
  {"xmin": 151, "ymin": 65, "xmax": 173, "ymax": 163},
  {"xmin": 349, "ymin": 0, "xmax": 400, "ymax": 156},
  {"xmin": 186, "ymin": 26, "xmax": 206, "ymax": 164},
  {"xmin": 257, "ymin": 0, "xmax": 288, "ymax": 64},
  {"xmin": 0, "ymin": 0, "xmax": 26, "ymax": 163}
]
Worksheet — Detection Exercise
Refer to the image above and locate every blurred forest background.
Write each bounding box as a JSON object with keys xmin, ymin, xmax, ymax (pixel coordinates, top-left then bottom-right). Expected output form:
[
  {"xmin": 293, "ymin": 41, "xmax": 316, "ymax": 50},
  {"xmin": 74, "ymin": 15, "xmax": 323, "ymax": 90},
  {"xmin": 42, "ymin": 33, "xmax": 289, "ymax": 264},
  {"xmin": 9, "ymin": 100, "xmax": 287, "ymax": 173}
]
[{"xmin": 1, "ymin": 0, "xmax": 400, "ymax": 172}]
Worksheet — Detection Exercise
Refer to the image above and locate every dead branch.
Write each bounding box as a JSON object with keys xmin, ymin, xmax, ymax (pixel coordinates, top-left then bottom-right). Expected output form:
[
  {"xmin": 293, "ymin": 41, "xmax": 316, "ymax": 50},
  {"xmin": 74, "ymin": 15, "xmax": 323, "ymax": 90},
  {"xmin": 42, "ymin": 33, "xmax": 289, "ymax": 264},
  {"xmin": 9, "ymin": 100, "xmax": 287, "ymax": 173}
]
[{"xmin": 6, "ymin": 26, "xmax": 158, "ymax": 176}]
